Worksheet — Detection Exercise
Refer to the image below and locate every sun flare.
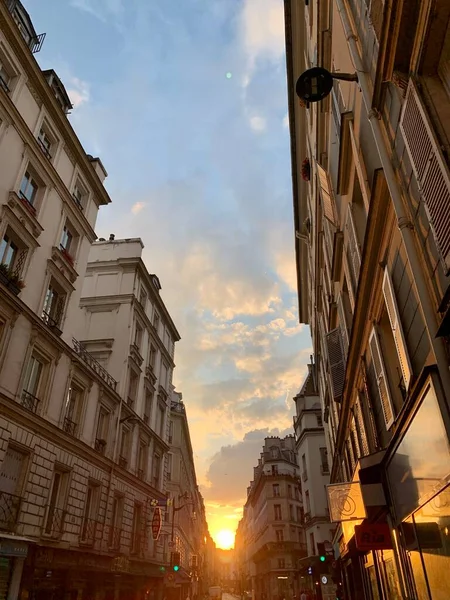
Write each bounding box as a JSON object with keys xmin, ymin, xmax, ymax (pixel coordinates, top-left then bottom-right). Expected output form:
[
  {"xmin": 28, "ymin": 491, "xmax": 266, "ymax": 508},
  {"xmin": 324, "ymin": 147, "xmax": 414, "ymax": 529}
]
[{"xmin": 215, "ymin": 529, "xmax": 235, "ymax": 549}]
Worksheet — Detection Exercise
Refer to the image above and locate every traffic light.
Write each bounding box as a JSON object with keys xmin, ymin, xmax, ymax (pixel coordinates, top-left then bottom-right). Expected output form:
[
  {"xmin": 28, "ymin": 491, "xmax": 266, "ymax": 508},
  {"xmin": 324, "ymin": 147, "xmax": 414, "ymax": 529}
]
[
  {"xmin": 317, "ymin": 542, "xmax": 326, "ymax": 563},
  {"xmin": 171, "ymin": 551, "xmax": 181, "ymax": 572}
]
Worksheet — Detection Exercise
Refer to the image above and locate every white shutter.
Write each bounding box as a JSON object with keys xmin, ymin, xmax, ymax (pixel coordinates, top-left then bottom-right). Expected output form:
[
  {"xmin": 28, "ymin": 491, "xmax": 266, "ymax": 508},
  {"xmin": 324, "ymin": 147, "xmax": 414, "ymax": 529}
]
[
  {"xmin": 382, "ymin": 268, "xmax": 412, "ymax": 390},
  {"xmin": 337, "ymin": 292, "xmax": 349, "ymax": 357},
  {"xmin": 343, "ymin": 253, "xmax": 355, "ymax": 309},
  {"xmin": 369, "ymin": 327, "xmax": 395, "ymax": 429},
  {"xmin": 325, "ymin": 327, "xmax": 346, "ymax": 401},
  {"xmin": 316, "ymin": 163, "xmax": 337, "ymax": 225},
  {"xmin": 400, "ymin": 79, "xmax": 450, "ymax": 274},
  {"xmin": 345, "ymin": 204, "xmax": 361, "ymax": 286}
]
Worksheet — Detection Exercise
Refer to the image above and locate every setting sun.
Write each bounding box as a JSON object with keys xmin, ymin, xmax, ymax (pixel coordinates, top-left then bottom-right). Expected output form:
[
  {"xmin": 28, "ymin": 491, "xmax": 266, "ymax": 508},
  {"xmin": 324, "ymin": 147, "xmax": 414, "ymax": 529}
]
[{"xmin": 215, "ymin": 529, "xmax": 235, "ymax": 549}]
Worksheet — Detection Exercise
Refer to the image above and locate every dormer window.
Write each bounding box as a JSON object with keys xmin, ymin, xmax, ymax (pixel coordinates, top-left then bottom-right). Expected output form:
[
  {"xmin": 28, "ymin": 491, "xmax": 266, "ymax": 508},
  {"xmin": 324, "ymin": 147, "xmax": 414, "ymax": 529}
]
[
  {"xmin": 8, "ymin": 1, "xmax": 46, "ymax": 54},
  {"xmin": 42, "ymin": 70, "xmax": 73, "ymax": 114}
]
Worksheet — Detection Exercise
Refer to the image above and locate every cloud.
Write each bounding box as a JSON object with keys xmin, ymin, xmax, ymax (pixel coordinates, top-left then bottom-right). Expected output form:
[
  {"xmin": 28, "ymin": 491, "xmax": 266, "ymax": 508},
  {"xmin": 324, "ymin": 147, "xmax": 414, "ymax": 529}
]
[
  {"xmin": 70, "ymin": 0, "xmax": 123, "ymax": 21},
  {"xmin": 241, "ymin": 0, "xmax": 286, "ymax": 67},
  {"xmin": 283, "ymin": 113, "xmax": 289, "ymax": 128},
  {"xmin": 249, "ymin": 115, "xmax": 267, "ymax": 132},
  {"xmin": 66, "ymin": 77, "xmax": 90, "ymax": 108},
  {"xmin": 131, "ymin": 201, "xmax": 146, "ymax": 215}
]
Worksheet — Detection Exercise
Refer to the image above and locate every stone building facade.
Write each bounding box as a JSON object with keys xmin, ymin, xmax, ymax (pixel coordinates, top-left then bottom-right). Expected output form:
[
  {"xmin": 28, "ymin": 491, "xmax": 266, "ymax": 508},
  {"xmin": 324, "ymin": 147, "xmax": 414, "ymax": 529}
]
[{"xmin": 285, "ymin": 0, "xmax": 450, "ymax": 598}]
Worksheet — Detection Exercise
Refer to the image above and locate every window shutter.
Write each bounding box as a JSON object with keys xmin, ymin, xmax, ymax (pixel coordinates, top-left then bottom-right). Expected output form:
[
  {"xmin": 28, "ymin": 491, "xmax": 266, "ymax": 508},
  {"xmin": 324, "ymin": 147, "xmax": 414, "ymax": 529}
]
[
  {"xmin": 345, "ymin": 204, "xmax": 361, "ymax": 286},
  {"xmin": 369, "ymin": 327, "xmax": 395, "ymax": 429},
  {"xmin": 317, "ymin": 163, "xmax": 337, "ymax": 225},
  {"xmin": 325, "ymin": 327, "xmax": 346, "ymax": 401},
  {"xmin": 337, "ymin": 292, "xmax": 349, "ymax": 357},
  {"xmin": 382, "ymin": 268, "xmax": 412, "ymax": 390},
  {"xmin": 350, "ymin": 415, "xmax": 360, "ymax": 459},
  {"xmin": 400, "ymin": 79, "xmax": 450, "ymax": 274},
  {"xmin": 353, "ymin": 397, "xmax": 369, "ymax": 457},
  {"xmin": 343, "ymin": 254, "xmax": 355, "ymax": 308}
]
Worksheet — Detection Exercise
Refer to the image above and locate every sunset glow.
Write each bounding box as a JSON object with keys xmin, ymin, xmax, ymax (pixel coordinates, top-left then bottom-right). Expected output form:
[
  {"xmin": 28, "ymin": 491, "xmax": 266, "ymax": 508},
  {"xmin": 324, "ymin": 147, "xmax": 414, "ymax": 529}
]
[{"xmin": 215, "ymin": 529, "xmax": 235, "ymax": 550}]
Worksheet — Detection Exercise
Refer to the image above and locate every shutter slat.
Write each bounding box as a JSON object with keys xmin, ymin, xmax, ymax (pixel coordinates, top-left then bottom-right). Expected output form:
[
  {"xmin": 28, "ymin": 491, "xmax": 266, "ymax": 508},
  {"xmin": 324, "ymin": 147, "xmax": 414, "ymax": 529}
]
[
  {"xmin": 337, "ymin": 293, "xmax": 349, "ymax": 357},
  {"xmin": 369, "ymin": 328, "xmax": 395, "ymax": 429},
  {"xmin": 354, "ymin": 397, "xmax": 369, "ymax": 456},
  {"xmin": 382, "ymin": 269, "xmax": 412, "ymax": 390},
  {"xmin": 325, "ymin": 327, "xmax": 346, "ymax": 401},
  {"xmin": 400, "ymin": 80, "xmax": 450, "ymax": 274}
]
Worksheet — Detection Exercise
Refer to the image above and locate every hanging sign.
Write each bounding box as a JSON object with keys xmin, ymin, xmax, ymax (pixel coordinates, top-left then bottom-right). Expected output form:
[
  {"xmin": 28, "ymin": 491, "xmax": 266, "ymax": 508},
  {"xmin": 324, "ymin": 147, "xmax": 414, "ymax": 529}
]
[
  {"xmin": 151, "ymin": 507, "xmax": 162, "ymax": 540},
  {"xmin": 355, "ymin": 523, "xmax": 392, "ymax": 551},
  {"xmin": 296, "ymin": 67, "xmax": 333, "ymax": 103}
]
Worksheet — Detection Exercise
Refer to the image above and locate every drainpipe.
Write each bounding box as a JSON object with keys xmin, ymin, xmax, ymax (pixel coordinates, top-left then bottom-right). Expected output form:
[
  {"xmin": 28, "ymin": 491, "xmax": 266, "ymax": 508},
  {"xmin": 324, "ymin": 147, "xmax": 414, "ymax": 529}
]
[{"xmin": 335, "ymin": 0, "xmax": 450, "ymax": 398}]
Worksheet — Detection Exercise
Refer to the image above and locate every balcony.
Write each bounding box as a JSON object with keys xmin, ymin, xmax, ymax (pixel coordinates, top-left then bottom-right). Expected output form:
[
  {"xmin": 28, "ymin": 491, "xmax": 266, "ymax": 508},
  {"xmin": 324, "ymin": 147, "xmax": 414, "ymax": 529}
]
[
  {"xmin": 63, "ymin": 417, "xmax": 77, "ymax": 437},
  {"xmin": 304, "ymin": 512, "xmax": 311, "ymax": 524},
  {"xmin": 95, "ymin": 438, "xmax": 107, "ymax": 454},
  {"xmin": 41, "ymin": 309, "xmax": 62, "ymax": 336},
  {"xmin": 109, "ymin": 526, "xmax": 122, "ymax": 550},
  {"xmin": 145, "ymin": 365, "xmax": 157, "ymax": 385},
  {"xmin": 130, "ymin": 343, "xmax": 143, "ymax": 367},
  {"xmin": 126, "ymin": 396, "xmax": 135, "ymax": 410},
  {"xmin": 7, "ymin": 191, "xmax": 43, "ymax": 239},
  {"xmin": 0, "ymin": 491, "xmax": 22, "ymax": 531},
  {"xmin": 72, "ymin": 338, "xmax": 117, "ymax": 392},
  {"xmin": 80, "ymin": 517, "xmax": 98, "ymax": 546},
  {"xmin": 6, "ymin": 0, "xmax": 46, "ymax": 53},
  {"xmin": 59, "ymin": 244, "xmax": 74, "ymax": 267},
  {"xmin": 43, "ymin": 506, "xmax": 66, "ymax": 538},
  {"xmin": 118, "ymin": 455, "xmax": 128, "ymax": 469},
  {"xmin": 21, "ymin": 390, "xmax": 40, "ymax": 413},
  {"xmin": 37, "ymin": 137, "xmax": 52, "ymax": 160}
]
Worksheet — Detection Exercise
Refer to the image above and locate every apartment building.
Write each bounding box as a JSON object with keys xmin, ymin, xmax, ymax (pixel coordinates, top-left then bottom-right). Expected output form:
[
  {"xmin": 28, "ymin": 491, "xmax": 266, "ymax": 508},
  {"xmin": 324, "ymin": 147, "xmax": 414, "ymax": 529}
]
[
  {"xmin": 285, "ymin": 0, "xmax": 450, "ymax": 598},
  {"xmin": 164, "ymin": 391, "xmax": 207, "ymax": 600},
  {"xmin": 238, "ymin": 436, "xmax": 306, "ymax": 600},
  {"xmin": 0, "ymin": 3, "xmax": 179, "ymax": 599},
  {"xmin": 293, "ymin": 364, "xmax": 333, "ymax": 559}
]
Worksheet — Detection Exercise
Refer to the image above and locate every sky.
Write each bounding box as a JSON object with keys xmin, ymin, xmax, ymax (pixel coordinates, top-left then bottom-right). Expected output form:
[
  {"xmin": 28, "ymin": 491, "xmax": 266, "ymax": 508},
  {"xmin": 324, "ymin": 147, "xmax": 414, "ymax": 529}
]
[{"xmin": 29, "ymin": 0, "xmax": 313, "ymax": 547}]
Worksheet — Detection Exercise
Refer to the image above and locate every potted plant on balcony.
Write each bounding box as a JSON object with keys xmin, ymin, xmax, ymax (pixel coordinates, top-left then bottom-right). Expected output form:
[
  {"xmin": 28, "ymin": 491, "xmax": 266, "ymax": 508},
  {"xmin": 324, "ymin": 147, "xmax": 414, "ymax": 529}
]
[
  {"xmin": 60, "ymin": 245, "xmax": 74, "ymax": 266},
  {"xmin": 301, "ymin": 157, "xmax": 311, "ymax": 182},
  {"xmin": 0, "ymin": 263, "xmax": 25, "ymax": 295}
]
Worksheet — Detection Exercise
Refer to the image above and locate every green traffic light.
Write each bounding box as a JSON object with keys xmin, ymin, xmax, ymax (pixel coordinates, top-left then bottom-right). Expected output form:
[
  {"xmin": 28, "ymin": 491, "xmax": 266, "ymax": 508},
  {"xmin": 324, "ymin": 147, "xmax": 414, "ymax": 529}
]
[
  {"xmin": 320, "ymin": 556, "xmax": 326, "ymax": 562},
  {"xmin": 174, "ymin": 566, "xmax": 180, "ymax": 572}
]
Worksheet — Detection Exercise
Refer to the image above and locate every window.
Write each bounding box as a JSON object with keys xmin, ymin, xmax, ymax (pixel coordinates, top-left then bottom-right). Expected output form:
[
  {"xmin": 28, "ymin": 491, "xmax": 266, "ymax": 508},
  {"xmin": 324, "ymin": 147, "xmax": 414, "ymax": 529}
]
[
  {"xmin": 320, "ymin": 447, "xmax": 329, "ymax": 474},
  {"xmin": 149, "ymin": 345, "xmax": 157, "ymax": 369},
  {"xmin": 302, "ymin": 454, "xmax": 308, "ymax": 481},
  {"xmin": 305, "ymin": 490, "xmax": 311, "ymax": 513},
  {"xmin": 273, "ymin": 483, "xmax": 280, "ymax": 497},
  {"xmin": 42, "ymin": 278, "xmax": 66, "ymax": 330},
  {"xmin": 80, "ymin": 482, "xmax": 100, "ymax": 545},
  {"xmin": 60, "ymin": 221, "xmax": 77, "ymax": 264},
  {"xmin": 316, "ymin": 414, "xmax": 323, "ymax": 427},
  {"xmin": 0, "ymin": 232, "xmax": 18, "ymax": 269},
  {"xmin": 131, "ymin": 503, "xmax": 143, "ymax": 554},
  {"xmin": 278, "ymin": 558, "xmax": 285, "ymax": 569},
  {"xmin": 168, "ymin": 420, "xmax": 173, "ymax": 444},
  {"xmin": 134, "ymin": 322, "xmax": 143, "ymax": 350},
  {"xmin": 45, "ymin": 467, "xmax": 69, "ymax": 538},
  {"xmin": 137, "ymin": 441, "xmax": 148, "ymax": 479},
  {"xmin": 271, "ymin": 446, "xmax": 279, "ymax": 459},
  {"xmin": 156, "ymin": 402, "xmax": 165, "ymax": 438},
  {"xmin": 144, "ymin": 391, "xmax": 153, "ymax": 426},
  {"xmin": 109, "ymin": 495, "xmax": 124, "ymax": 549},
  {"xmin": 153, "ymin": 311, "xmax": 160, "ymax": 333},
  {"xmin": 294, "ymin": 487, "xmax": 300, "ymax": 500},
  {"xmin": 95, "ymin": 407, "xmax": 109, "ymax": 454},
  {"xmin": 167, "ymin": 453, "xmax": 173, "ymax": 481},
  {"xmin": 271, "ymin": 465, "xmax": 278, "ymax": 475},
  {"xmin": 63, "ymin": 383, "xmax": 84, "ymax": 436},
  {"xmin": 37, "ymin": 125, "xmax": 53, "ymax": 160},
  {"xmin": 22, "ymin": 353, "xmax": 44, "ymax": 412},
  {"xmin": 72, "ymin": 179, "xmax": 87, "ymax": 211},
  {"xmin": 309, "ymin": 532, "xmax": 315, "ymax": 555},
  {"xmin": 127, "ymin": 369, "xmax": 138, "ymax": 408},
  {"xmin": 274, "ymin": 504, "xmax": 282, "ymax": 520},
  {"xmin": 119, "ymin": 427, "xmax": 130, "ymax": 467},
  {"xmin": 160, "ymin": 361, "xmax": 168, "ymax": 390},
  {"xmin": 139, "ymin": 288, "xmax": 147, "ymax": 309},
  {"xmin": 19, "ymin": 170, "xmax": 39, "ymax": 208},
  {"xmin": 152, "ymin": 453, "xmax": 161, "ymax": 489},
  {"xmin": 0, "ymin": 52, "xmax": 16, "ymax": 94},
  {"xmin": 0, "ymin": 446, "xmax": 28, "ymax": 531},
  {"xmin": 289, "ymin": 504, "xmax": 294, "ymax": 521},
  {"xmin": 275, "ymin": 529, "xmax": 284, "ymax": 542},
  {"xmin": 288, "ymin": 484, "xmax": 292, "ymax": 498},
  {"xmin": 296, "ymin": 506, "xmax": 302, "ymax": 522}
]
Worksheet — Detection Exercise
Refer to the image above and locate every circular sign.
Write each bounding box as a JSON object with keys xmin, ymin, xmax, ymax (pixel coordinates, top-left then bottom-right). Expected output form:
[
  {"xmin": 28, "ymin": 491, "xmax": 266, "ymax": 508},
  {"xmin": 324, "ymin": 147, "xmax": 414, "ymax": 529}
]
[
  {"xmin": 296, "ymin": 67, "xmax": 333, "ymax": 103},
  {"xmin": 321, "ymin": 576, "xmax": 328, "ymax": 585}
]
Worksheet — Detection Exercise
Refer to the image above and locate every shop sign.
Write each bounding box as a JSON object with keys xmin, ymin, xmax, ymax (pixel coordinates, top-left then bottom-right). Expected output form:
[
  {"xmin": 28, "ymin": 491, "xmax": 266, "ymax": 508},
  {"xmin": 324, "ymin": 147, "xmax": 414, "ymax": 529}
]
[
  {"xmin": 296, "ymin": 67, "xmax": 334, "ymax": 103},
  {"xmin": 355, "ymin": 523, "xmax": 392, "ymax": 551},
  {"xmin": 111, "ymin": 556, "xmax": 130, "ymax": 573},
  {"xmin": 0, "ymin": 540, "xmax": 28, "ymax": 557},
  {"xmin": 151, "ymin": 507, "xmax": 162, "ymax": 541},
  {"xmin": 327, "ymin": 482, "xmax": 367, "ymax": 522}
]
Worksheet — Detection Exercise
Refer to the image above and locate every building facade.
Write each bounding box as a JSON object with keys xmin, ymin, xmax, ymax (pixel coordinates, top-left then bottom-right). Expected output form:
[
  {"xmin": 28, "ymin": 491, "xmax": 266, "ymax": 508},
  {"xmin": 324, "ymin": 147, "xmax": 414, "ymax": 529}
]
[
  {"xmin": 164, "ymin": 391, "xmax": 207, "ymax": 600},
  {"xmin": 0, "ymin": 2, "xmax": 189, "ymax": 599},
  {"xmin": 238, "ymin": 436, "xmax": 306, "ymax": 600},
  {"xmin": 285, "ymin": 0, "xmax": 450, "ymax": 598}
]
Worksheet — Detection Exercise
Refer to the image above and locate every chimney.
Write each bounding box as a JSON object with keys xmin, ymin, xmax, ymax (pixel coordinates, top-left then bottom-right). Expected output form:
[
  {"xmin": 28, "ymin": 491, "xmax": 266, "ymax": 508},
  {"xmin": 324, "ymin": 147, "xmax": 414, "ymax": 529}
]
[{"xmin": 109, "ymin": 234, "xmax": 115, "ymax": 241}]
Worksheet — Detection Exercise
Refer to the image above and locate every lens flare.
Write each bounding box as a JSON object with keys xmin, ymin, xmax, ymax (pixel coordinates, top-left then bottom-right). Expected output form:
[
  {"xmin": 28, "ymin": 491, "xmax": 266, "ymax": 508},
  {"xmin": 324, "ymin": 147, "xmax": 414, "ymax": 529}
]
[{"xmin": 226, "ymin": 72, "xmax": 232, "ymax": 79}]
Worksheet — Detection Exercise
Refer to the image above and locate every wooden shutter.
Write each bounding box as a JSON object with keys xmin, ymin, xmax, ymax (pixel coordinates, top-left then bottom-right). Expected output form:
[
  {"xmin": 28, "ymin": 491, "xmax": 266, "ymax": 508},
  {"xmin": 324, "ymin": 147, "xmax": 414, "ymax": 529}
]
[
  {"xmin": 369, "ymin": 327, "xmax": 395, "ymax": 429},
  {"xmin": 353, "ymin": 397, "xmax": 369, "ymax": 457},
  {"xmin": 343, "ymin": 253, "xmax": 355, "ymax": 308},
  {"xmin": 325, "ymin": 327, "xmax": 346, "ymax": 401},
  {"xmin": 400, "ymin": 79, "xmax": 450, "ymax": 274},
  {"xmin": 317, "ymin": 163, "xmax": 337, "ymax": 225},
  {"xmin": 382, "ymin": 268, "xmax": 412, "ymax": 390},
  {"xmin": 337, "ymin": 292, "xmax": 349, "ymax": 357},
  {"xmin": 345, "ymin": 204, "xmax": 361, "ymax": 286}
]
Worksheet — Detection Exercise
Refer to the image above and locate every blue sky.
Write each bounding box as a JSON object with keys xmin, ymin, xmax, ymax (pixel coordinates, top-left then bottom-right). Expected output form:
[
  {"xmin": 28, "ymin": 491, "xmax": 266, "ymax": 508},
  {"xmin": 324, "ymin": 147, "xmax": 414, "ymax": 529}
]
[{"xmin": 29, "ymin": 0, "xmax": 313, "ymax": 542}]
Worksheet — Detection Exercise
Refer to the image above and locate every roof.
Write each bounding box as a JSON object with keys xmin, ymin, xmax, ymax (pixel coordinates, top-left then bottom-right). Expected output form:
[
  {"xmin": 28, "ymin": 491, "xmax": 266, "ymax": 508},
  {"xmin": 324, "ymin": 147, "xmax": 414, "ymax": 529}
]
[{"xmin": 42, "ymin": 69, "xmax": 73, "ymax": 111}]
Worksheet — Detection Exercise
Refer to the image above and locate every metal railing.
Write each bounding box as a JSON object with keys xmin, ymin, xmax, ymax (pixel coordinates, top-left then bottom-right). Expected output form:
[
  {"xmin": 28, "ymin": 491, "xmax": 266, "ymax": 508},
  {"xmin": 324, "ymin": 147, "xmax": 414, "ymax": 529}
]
[
  {"xmin": 170, "ymin": 401, "xmax": 185, "ymax": 414},
  {"xmin": 63, "ymin": 417, "xmax": 77, "ymax": 437},
  {"xmin": 6, "ymin": 1, "xmax": 46, "ymax": 53},
  {"xmin": 0, "ymin": 75, "xmax": 10, "ymax": 93},
  {"xmin": 71, "ymin": 194, "xmax": 84, "ymax": 211},
  {"xmin": 44, "ymin": 506, "xmax": 66, "ymax": 538},
  {"xmin": 80, "ymin": 517, "xmax": 97, "ymax": 545},
  {"xmin": 18, "ymin": 191, "xmax": 37, "ymax": 215},
  {"xmin": 41, "ymin": 309, "xmax": 61, "ymax": 330},
  {"xmin": 0, "ymin": 491, "xmax": 21, "ymax": 531},
  {"xmin": 109, "ymin": 526, "xmax": 122, "ymax": 550},
  {"xmin": 320, "ymin": 464, "xmax": 330, "ymax": 475},
  {"xmin": 21, "ymin": 390, "xmax": 40, "ymax": 413},
  {"xmin": 72, "ymin": 338, "xmax": 117, "ymax": 391},
  {"xmin": 37, "ymin": 138, "xmax": 52, "ymax": 160}
]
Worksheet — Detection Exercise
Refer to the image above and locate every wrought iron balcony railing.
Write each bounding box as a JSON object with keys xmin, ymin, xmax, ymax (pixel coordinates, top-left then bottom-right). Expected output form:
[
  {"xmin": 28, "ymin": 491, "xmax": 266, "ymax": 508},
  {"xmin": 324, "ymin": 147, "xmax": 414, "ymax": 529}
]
[
  {"xmin": 0, "ymin": 491, "xmax": 21, "ymax": 531},
  {"xmin": 37, "ymin": 138, "xmax": 52, "ymax": 160},
  {"xmin": 109, "ymin": 526, "xmax": 122, "ymax": 550},
  {"xmin": 44, "ymin": 506, "xmax": 66, "ymax": 538},
  {"xmin": 41, "ymin": 309, "xmax": 62, "ymax": 331},
  {"xmin": 72, "ymin": 338, "xmax": 117, "ymax": 392},
  {"xmin": 95, "ymin": 438, "xmax": 107, "ymax": 454},
  {"xmin": 21, "ymin": 390, "xmax": 40, "ymax": 413},
  {"xmin": 63, "ymin": 417, "xmax": 77, "ymax": 437},
  {"xmin": 71, "ymin": 194, "xmax": 84, "ymax": 211},
  {"xmin": 118, "ymin": 455, "xmax": 128, "ymax": 468},
  {"xmin": 80, "ymin": 517, "xmax": 97, "ymax": 546}
]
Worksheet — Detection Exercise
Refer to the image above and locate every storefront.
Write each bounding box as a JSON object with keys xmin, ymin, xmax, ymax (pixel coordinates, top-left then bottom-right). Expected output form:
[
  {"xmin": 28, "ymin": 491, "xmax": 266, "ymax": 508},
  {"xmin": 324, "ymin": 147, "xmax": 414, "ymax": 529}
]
[{"xmin": 0, "ymin": 536, "xmax": 29, "ymax": 600}]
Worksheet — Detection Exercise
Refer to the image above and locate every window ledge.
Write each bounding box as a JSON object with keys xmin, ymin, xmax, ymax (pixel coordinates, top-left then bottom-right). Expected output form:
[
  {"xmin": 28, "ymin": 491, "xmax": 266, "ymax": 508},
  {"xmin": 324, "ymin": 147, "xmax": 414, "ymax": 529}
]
[
  {"xmin": 8, "ymin": 191, "xmax": 43, "ymax": 238},
  {"xmin": 51, "ymin": 246, "xmax": 78, "ymax": 284}
]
